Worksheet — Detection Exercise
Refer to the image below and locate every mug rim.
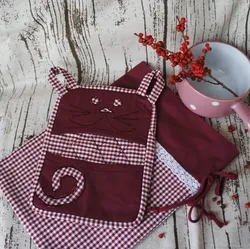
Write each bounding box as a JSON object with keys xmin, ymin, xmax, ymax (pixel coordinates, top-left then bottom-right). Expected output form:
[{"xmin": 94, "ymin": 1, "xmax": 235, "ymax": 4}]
[{"xmin": 184, "ymin": 40, "xmax": 250, "ymax": 102}]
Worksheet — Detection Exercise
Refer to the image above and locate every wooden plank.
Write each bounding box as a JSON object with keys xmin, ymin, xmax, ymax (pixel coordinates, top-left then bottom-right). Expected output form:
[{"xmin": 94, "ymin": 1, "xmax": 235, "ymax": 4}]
[{"xmin": 0, "ymin": 0, "xmax": 250, "ymax": 248}]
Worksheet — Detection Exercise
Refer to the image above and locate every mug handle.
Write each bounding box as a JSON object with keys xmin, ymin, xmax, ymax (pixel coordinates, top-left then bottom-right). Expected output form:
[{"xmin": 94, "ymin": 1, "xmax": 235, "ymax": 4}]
[{"xmin": 231, "ymin": 101, "xmax": 250, "ymax": 130}]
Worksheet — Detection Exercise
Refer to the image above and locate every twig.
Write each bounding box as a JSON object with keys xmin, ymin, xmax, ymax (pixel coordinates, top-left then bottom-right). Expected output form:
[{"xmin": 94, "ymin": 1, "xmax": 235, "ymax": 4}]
[
  {"xmin": 176, "ymin": 16, "xmax": 186, "ymax": 41},
  {"xmin": 134, "ymin": 33, "xmax": 174, "ymax": 54},
  {"xmin": 202, "ymin": 79, "xmax": 219, "ymax": 85},
  {"xmin": 207, "ymin": 73, "xmax": 238, "ymax": 97}
]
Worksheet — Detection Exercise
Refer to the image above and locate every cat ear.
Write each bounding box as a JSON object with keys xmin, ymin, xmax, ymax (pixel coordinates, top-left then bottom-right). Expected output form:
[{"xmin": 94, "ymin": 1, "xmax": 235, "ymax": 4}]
[
  {"xmin": 48, "ymin": 67, "xmax": 79, "ymax": 95},
  {"xmin": 137, "ymin": 70, "xmax": 165, "ymax": 104}
]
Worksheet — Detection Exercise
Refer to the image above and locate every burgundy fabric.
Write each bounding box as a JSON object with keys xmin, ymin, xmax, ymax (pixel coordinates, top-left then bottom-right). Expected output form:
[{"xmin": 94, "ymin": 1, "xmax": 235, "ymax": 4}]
[
  {"xmin": 34, "ymin": 152, "xmax": 143, "ymax": 222},
  {"xmin": 52, "ymin": 88, "xmax": 152, "ymax": 145},
  {"xmin": 113, "ymin": 62, "xmax": 239, "ymax": 182}
]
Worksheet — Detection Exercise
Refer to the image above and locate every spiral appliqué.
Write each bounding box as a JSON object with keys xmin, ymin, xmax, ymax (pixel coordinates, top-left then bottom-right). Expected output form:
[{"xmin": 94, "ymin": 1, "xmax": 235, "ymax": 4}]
[{"xmin": 36, "ymin": 167, "xmax": 84, "ymax": 206}]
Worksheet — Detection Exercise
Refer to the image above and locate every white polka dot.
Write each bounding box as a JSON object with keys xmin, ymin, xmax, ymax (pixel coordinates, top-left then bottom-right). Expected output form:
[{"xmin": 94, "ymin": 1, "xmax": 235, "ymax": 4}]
[
  {"xmin": 212, "ymin": 101, "xmax": 220, "ymax": 106},
  {"xmin": 190, "ymin": 104, "xmax": 197, "ymax": 110}
]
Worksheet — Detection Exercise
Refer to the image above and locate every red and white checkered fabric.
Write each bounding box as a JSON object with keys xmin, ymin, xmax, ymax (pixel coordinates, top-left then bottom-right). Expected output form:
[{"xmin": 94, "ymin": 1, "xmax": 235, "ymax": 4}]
[
  {"xmin": 137, "ymin": 70, "xmax": 165, "ymax": 104},
  {"xmin": 47, "ymin": 133, "xmax": 146, "ymax": 165},
  {"xmin": 0, "ymin": 133, "xmax": 192, "ymax": 249}
]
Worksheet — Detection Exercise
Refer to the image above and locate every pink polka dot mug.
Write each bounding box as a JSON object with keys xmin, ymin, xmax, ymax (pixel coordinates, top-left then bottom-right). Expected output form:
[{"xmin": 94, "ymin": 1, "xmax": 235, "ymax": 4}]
[{"xmin": 177, "ymin": 41, "xmax": 250, "ymax": 130}]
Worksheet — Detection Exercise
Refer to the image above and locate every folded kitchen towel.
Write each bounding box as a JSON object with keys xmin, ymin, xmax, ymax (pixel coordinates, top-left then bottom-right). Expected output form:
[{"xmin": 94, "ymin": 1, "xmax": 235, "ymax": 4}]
[{"xmin": 113, "ymin": 62, "xmax": 239, "ymax": 227}]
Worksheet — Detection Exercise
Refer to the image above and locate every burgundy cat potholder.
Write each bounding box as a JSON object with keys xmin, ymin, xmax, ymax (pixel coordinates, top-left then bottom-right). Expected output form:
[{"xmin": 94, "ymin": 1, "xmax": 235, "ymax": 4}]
[{"xmin": 30, "ymin": 67, "xmax": 165, "ymax": 228}]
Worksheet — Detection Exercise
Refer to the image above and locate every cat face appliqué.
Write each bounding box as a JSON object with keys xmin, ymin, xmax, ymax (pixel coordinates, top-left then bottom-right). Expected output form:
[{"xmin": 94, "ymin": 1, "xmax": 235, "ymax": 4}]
[{"xmin": 52, "ymin": 88, "xmax": 152, "ymax": 144}]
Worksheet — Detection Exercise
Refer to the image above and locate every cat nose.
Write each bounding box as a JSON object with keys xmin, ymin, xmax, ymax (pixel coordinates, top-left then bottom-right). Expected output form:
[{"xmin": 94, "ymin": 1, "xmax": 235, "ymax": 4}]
[{"xmin": 100, "ymin": 107, "xmax": 113, "ymax": 113}]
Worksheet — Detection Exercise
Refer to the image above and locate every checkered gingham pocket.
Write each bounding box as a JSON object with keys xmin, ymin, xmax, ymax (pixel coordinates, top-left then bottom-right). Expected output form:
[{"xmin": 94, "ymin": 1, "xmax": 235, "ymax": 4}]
[{"xmin": 29, "ymin": 67, "xmax": 165, "ymax": 228}]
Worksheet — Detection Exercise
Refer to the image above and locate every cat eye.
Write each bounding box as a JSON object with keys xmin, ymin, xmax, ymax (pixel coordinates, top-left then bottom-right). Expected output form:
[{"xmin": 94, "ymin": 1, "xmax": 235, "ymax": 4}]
[
  {"xmin": 113, "ymin": 99, "xmax": 122, "ymax": 107},
  {"xmin": 91, "ymin": 96, "xmax": 100, "ymax": 105}
]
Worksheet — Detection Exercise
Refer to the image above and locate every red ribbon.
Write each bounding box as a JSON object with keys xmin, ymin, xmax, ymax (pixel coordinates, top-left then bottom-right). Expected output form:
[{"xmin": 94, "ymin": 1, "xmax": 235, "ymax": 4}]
[{"xmin": 148, "ymin": 171, "xmax": 237, "ymax": 228}]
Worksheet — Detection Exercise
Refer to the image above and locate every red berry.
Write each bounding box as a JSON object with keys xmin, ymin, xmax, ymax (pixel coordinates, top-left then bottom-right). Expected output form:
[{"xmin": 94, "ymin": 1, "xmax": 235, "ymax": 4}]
[
  {"xmin": 221, "ymin": 204, "xmax": 226, "ymax": 209},
  {"xmin": 158, "ymin": 233, "xmax": 164, "ymax": 239},
  {"xmin": 245, "ymin": 203, "xmax": 250, "ymax": 208},
  {"xmin": 205, "ymin": 43, "xmax": 210, "ymax": 48},
  {"xmin": 245, "ymin": 164, "xmax": 250, "ymax": 169},
  {"xmin": 228, "ymin": 125, "xmax": 236, "ymax": 133},
  {"xmin": 232, "ymin": 195, "xmax": 238, "ymax": 200},
  {"xmin": 152, "ymin": 44, "xmax": 157, "ymax": 49},
  {"xmin": 217, "ymin": 200, "xmax": 221, "ymax": 205},
  {"xmin": 207, "ymin": 47, "xmax": 212, "ymax": 51},
  {"xmin": 142, "ymin": 42, "xmax": 147, "ymax": 46},
  {"xmin": 180, "ymin": 71, "xmax": 187, "ymax": 76},
  {"xmin": 138, "ymin": 33, "xmax": 143, "ymax": 37},
  {"xmin": 181, "ymin": 17, "xmax": 186, "ymax": 23},
  {"xmin": 172, "ymin": 63, "xmax": 177, "ymax": 67},
  {"xmin": 161, "ymin": 51, "xmax": 166, "ymax": 57},
  {"xmin": 202, "ymin": 48, "xmax": 208, "ymax": 53},
  {"xmin": 180, "ymin": 53, "xmax": 184, "ymax": 59},
  {"xmin": 157, "ymin": 41, "xmax": 164, "ymax": 47},
  {"xmin": 245, "ymin": 129, "xmax": 249, "ymax": 133},
  {"xmin": 183, "ymin": 48, "xmax": 188, "ymax": 53},
  {"xmin": 212, "ymin": 197, "xmax": 217, "ymax": 202},
  {"xmin": 138, "ymin": 38, "xmax": 143, "ymax": 43},
  {"xmin": 156, "ymin": 48, "xmax": 161, "ymax": 53},
  {"xmin": 148, "ymin": 40, "xmax": 153, "ymax": 45},
  {"xmin": 181, "ymin": 42, "xmax": 187, "ymax": 47},
  {"xmin": 180, "ymin": 26, "xmax": 185, "ymax": 32},
  {"xmin": 184, "ymin": 35, "xmax": 189, "ymax": 41}
]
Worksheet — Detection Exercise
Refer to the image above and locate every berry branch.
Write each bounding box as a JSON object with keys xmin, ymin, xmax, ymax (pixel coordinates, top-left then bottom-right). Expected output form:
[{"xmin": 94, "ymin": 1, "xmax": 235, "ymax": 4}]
[{"xmin": 135, "ymin": 16, "xmax": 238, "ymax": 98}]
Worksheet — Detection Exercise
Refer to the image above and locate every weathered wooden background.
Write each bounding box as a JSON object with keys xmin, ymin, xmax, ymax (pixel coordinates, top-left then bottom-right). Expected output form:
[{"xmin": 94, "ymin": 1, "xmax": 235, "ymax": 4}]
[{"xmin": 0, "ymin": 0, "xmax": 250, "ymax": 248}]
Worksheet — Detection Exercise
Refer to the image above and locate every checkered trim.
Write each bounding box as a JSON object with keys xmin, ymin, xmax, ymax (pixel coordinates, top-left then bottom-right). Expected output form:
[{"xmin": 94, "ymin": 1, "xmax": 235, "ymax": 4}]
[
  {"xmin": 48, "ymin": 67, "xmax": 79, "ymax": 95},
  {"xmin": 156, "ymin": 142, "xmax": 200, "ymax": 195},
  {"xmin": 30, "ymin": 68, "xmax": 164, "ymax": 228},
  {"xmin": 36, "ymin": 167, "xmax": 85, "ymax": 206},
  {"xmin": 0, "ymin": 132, "xmax": 192, "ymax": 249},
  {"xmin": 47, "ymin": 133, "xmax": 145, "ymax": 165},
  {"xmin": 137, "ymin": 70, "xmax": 165, "ymax": 104}
]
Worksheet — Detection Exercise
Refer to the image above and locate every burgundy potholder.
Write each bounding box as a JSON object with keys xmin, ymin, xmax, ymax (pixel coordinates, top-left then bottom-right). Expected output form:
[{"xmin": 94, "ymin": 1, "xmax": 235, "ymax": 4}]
[{"xmin": 30, "ymin": 67, "xmax": 165, "ymax": 228}]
